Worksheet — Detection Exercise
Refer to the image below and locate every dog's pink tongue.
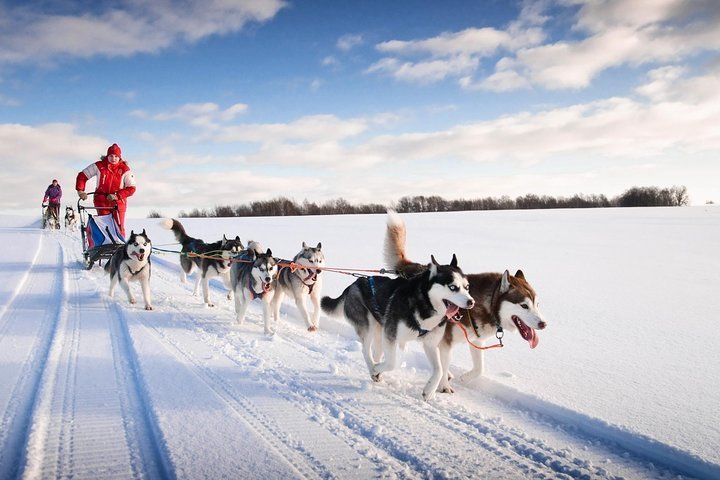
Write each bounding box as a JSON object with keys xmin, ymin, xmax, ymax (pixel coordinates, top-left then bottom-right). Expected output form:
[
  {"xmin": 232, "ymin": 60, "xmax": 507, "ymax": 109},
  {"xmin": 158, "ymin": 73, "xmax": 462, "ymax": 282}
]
[
  {"xmin": 527, "ymin": 328, "xmax": 539, "ymax": 349},
  {"xmin": 445, "ymin": 302, "xmax": 459, "ymax": 319},
  {"xmin": 514, "ymin": 315, "xmax": 539, "ymax": 349},
  {"xmin": 263, "ymin": 282, "xmax": 271, "ymax": 293}
]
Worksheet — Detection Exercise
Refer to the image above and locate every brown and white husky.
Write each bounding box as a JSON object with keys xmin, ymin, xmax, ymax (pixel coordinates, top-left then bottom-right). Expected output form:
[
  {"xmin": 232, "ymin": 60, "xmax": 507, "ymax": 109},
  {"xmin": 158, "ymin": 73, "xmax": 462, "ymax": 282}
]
[{"xmin": 383, "ymin": 210, "xmax": 547, "ymax": 394}]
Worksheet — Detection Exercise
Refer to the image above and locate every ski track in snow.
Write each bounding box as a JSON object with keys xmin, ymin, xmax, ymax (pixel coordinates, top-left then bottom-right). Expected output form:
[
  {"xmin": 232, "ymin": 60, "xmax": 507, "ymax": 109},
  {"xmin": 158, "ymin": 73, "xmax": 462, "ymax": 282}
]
[{"xmin": 0, "ymin": 227, "xmax": 713, "ymax": 479}]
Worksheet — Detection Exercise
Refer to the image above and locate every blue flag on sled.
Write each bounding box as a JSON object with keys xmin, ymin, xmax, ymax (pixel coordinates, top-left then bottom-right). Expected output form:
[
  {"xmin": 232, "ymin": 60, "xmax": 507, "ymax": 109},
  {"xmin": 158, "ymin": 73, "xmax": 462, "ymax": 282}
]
[{"xmin": 85, "ymin": 213, "xmax": 124, "ymax": 249}]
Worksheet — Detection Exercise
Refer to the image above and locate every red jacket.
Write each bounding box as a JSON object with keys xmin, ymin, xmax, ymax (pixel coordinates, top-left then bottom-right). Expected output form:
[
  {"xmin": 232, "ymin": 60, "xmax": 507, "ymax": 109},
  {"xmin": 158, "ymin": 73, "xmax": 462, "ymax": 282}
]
[{"xmin": 76, "ymin": 157, "xmax": 136, "ymax": 235}]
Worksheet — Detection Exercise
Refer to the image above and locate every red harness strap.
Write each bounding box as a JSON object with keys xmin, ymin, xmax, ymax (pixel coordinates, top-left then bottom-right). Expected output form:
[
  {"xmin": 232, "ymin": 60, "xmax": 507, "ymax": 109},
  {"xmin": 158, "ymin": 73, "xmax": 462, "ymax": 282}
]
[{"xmin": 447, "ymin": 316, "xmax": 504, "ymax": 351}]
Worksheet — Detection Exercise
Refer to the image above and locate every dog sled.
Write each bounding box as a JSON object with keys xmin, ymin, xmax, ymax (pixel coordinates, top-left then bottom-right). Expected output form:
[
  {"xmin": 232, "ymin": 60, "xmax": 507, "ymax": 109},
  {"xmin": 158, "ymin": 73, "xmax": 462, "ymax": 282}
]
[{"xmin": 78, "ymin": 193, "xmax": 125, "ymax": 269}]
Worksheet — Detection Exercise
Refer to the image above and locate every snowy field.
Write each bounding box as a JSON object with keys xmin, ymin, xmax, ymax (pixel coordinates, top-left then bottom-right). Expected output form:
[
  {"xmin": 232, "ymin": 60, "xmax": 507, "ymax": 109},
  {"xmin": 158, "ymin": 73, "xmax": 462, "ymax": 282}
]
[{"xmin": 0, "ymin": 206, "xmax": 718, "ymax": 479}]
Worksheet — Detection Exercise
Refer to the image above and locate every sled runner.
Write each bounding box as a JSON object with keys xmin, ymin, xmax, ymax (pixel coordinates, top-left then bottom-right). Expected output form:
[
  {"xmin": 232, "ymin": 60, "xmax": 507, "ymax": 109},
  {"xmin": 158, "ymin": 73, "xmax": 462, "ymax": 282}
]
[{"xmin": 78, "ymin": 193, "xmax": 125, "ymax": 269}]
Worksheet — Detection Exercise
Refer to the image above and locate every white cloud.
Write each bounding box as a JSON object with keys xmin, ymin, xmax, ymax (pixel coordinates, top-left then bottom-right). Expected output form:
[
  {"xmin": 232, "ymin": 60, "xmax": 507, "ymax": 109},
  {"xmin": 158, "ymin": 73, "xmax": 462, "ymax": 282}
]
[
  {"xmin": 133, "ymin": 102, "xmax": 249, "ymax": 128},
  {"xmin": 0, "ymin": 0, "xmax": 287, "ymax": 66},
  {"xmin": 337, "ymin": 34, "xmax": 364, "ymax": 51},
  {"xmin": 368, "ymin": 0, "xmax": 720, "ymax": 92}
]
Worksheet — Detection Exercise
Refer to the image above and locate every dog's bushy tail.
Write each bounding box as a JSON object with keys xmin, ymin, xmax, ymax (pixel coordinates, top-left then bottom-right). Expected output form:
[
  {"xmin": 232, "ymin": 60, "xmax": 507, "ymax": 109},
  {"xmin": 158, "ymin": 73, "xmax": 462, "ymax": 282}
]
[
  {"xmin": 384, "ymin": 209, "xmax": 426, "ymax": 278},
  {"xmin": 159, "ymin": 218, "xmax": 192, "ymax": 246},
  {"xmin": 320, "ymin": 294, "xmax": 344, "ymax": 317}
]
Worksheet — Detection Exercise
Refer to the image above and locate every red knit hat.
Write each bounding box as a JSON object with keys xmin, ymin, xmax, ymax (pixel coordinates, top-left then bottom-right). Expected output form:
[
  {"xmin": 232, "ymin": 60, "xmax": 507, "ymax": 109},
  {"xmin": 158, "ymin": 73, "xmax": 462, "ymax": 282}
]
[{"xmin": 107, "ymin": 143, "xmax": 122, "ymax": 157}]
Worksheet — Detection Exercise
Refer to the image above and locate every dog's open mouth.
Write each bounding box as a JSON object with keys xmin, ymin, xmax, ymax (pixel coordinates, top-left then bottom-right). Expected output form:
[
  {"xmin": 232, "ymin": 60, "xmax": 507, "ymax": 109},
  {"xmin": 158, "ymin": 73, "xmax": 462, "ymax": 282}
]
[
  {"xmin": 443, "ymin": 300, "xmax": 460, "ymax": 319},
  {"xmin": 131, "ymin": 252, "xmax": 145, "ymax": 262},
  {"xmin": 262, "ymin": 281, "xmax": 272, "ymax": 293},
  {"xmin": 512, "ymin": 315, "xmax": 538, "ymax": 349}
]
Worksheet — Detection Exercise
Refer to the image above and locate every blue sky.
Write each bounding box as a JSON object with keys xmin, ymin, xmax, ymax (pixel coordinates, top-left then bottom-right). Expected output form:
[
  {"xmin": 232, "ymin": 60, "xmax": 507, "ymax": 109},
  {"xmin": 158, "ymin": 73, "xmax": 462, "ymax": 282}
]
[{"xmin": 2, "ymin": 0, "xmax": 719, "ymax": 216}]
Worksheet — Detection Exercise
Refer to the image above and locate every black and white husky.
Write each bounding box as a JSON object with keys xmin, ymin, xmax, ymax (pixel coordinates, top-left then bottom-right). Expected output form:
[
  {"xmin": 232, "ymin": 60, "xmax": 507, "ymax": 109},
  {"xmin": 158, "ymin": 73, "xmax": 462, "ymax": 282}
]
[
  {"xmin": 271, "ymin": 242, "xmax": 325, "ymax": 331},
  {"xmin": 321, "ymin": 254, "xmax": 475, "ymax": 401},
  {"xmin": 383, "ymin": 210, "xmax": 547, "ymax": 391},
  {"xmin": 230, "ymin": 242, "xmax": 279, "ymax": 334},
  {"xmin": 64, "ymin": 206, "xmax": 78, "ymax": 232},
  {"xmin": 105, "ymin": 229, "xmax": 153, "ymax": 310},
  {"xmin": 160, "ymin": 218, "xmax": 244, "ymax": 307}
]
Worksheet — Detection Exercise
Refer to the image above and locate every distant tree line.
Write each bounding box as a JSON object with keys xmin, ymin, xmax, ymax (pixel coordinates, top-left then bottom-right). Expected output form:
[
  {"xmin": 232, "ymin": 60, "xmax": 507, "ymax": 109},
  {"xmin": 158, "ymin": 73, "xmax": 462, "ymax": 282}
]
[{"xmin": 159, "ymin": 185, "xmax": 688, "ymax": 218}]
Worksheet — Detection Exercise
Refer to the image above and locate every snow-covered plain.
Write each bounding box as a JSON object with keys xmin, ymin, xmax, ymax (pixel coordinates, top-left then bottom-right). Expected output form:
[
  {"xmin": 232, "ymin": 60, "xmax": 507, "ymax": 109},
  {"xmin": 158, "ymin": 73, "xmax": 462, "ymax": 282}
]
[{"xmin": 0, "ymin": 206, "xmax": 718, "ymax": 479}]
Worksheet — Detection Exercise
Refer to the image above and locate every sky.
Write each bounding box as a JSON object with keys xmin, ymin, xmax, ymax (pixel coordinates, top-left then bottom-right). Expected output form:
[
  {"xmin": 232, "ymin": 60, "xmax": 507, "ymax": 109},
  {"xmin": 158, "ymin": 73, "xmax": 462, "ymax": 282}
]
[{"xmin": 1, "ymin": 0, "xmax": 720, "ymax": 217}]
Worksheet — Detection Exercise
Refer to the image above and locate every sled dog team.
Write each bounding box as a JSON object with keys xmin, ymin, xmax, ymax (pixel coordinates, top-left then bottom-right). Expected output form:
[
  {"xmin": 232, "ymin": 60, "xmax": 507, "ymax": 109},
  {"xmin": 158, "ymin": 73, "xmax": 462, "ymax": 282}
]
[{"xmin": 103, "ymin": 211, "xmax": 547, "ymax": 400}]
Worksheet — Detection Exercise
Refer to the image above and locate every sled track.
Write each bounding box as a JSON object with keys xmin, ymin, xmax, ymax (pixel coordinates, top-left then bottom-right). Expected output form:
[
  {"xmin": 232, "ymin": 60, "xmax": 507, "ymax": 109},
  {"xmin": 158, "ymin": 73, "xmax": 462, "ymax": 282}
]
[
  {"xmin": 10, "ymin": 236, "xmax": 172, "ymax": 479},
  {"xmin": 0, "ymin": 238, "xmax": 66, "ymax": 478}
]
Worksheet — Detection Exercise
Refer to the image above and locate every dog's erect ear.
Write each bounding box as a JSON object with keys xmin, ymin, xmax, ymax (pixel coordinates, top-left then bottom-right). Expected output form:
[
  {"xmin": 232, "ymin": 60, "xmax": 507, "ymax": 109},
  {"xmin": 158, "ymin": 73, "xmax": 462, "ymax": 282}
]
[
  {"xmin": 266, "ymin": 248, "xmax": 272, "ymax": 256},
  {"xmin": 450, "ymin": 254, "xmax": 458, "ymax": 268},
  {"xmin": 223, "ymin": 234, "xmax": 228, "ymax": 242},
  {"xmin": 515, "ymin": 269, "xmax": 525, "ymax": 280},
  {"xmin": 130, "ymin": 230, "xmax": 135, "ymax": 236},
  {"xmin": 429, "ymin": 255, "xmax": 438, "ymax": 277},
  {"xmin": 316, "ymin": 242, "xmax": 322, "ymax": 250},
  {"xmin": 500, "ymin": 270, "xmax": 511, "ymax": 294},
  {"xmin": 141, "ymin": 228, "xmax": 147, "ymax": 236},
  {"xmin": 302, "ymin": 241, "xmax": 308, "ymax": 249}
]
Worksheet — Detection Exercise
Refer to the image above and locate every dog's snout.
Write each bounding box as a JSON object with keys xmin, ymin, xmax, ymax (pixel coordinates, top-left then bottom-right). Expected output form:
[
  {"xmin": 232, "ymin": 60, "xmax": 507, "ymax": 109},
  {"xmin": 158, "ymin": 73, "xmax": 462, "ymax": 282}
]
[
  {"xmin": 537, "ymin": 321, "xmax": 547, "ymax": 330},
  {"xmin": 265, "ymin": 276, "xmax": 272, "ymax": 283},
  {"xmin": 466, "ymin": 299, "xmax": 475, "ymax": 309},
  {"xmin": 139, "ymin": 248, "xmax": 145, "ymax": 254}
]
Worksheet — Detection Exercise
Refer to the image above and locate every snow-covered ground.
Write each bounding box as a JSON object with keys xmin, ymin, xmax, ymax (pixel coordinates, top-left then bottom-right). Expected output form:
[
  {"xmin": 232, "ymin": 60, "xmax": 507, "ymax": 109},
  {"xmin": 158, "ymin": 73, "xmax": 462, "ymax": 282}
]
[{"xmin": 0, "ymin": 206, "xmax": 718, "ymax": 479}]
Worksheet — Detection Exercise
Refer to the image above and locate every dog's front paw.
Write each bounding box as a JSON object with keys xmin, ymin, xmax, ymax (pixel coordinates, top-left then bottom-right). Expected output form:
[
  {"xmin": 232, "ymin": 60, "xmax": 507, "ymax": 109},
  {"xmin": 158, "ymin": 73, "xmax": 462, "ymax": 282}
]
[
  {"xmin": 422, "ymin": 389, "xmax": 436, "ymax": 402},
  {"xmin": 129, "ymin": 298, "xmax": 137, "ymax": 304},
  {"xmin": 307, "ymin": 325, "xmax": 318, "ymax": 332},
  {"xmin": 145, "ymin": 305, "xmax": 153, "ymax": 311},
  {"xmin": 438, "ymin": 384, "xmax": 455, "ymax": 394}
]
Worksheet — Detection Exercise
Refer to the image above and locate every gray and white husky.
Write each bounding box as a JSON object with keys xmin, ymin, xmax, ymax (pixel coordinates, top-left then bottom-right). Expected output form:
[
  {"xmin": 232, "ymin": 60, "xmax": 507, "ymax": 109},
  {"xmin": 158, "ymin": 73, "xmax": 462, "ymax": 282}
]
[
  {"xmin": 160, "ymin": 218, "xmax": 244, "ymax": 307},
  {"xmin": 321, "ymin": 254, "xmax": 475, "ymax": 401},
  {"xmin": 383, "ymin": 209, "xmax": 547, "ymax": 392},
  {"xmin": 105, "ymin": 229, "xmax": 153, "ymax": 310},
  {"xmin": 271, "ymin": 242, "xmax": 325, "ymax": 331},
  {"xmin": 64, "ymin": 206, "xmax": 78, "ymax": 232},
  {"xmin": 230, "ymin": 242, "xmax": 279, "ymax": 334}
]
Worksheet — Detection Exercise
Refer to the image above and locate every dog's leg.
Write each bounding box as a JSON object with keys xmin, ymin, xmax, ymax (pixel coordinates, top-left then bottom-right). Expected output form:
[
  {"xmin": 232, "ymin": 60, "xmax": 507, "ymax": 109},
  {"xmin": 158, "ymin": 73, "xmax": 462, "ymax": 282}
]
[
  {"xmin": 222, "ymin": 272, "xmax": 234, "ymax": 301},
  {"xmin": 293, "ymin": 295, "xmax": 316, "ymax": 332},
  {"xmin": 309, "ymin": 283, "xmax": 322, "ymax": 330},
  {"xmin": 140, "ymin": 277, "xmax": 153, "ymax": 311},
  {"xmin": 108, "ymin": 274, "xmax": 118, "ymax": 299},
  {"xmin": 262, "ymin": 296, "xmax": 274, "ymax": 335},
  {"xmin": 271, "ymin": 289, "xmax": 284, "ymax": 325},
  {"xmin": 370, "ymin": 318, "xmax": 384, "ymax": 363},
  {"xmin": 460, "ymin": 346, "xmax": 485, "ymax": 383},
  {"xmin": 201, "ymin": 275, "xmax": 215, "ymax": 307},
  {"xmin": 371, "ymin": 335, "xmax": 398, "ymax": 382},
  {"xmin": 120, "ymin": 277, "xmax": 136, "ymax": 305},
  {"xmin": 234, "ymin": 291, "xmax": 249, "ymax": 324},
  {"xmin": 437, "ymin": 341, "xmax": 455, "ymax": 394},
  {"xmin": 359, "ymin": 329, "xmax": 377, "ymax": 377},
  {"xmin": 421, "ymin": 337, "xmax": 445, "ymax": 401}
]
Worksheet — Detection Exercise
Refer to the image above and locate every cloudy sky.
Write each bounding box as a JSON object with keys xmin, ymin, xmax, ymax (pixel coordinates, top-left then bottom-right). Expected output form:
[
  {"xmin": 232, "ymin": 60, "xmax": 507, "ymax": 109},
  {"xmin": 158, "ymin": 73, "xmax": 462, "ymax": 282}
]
[{"xmin": 2, "ymin": 0, "xmax": 719, "ymax": 217}]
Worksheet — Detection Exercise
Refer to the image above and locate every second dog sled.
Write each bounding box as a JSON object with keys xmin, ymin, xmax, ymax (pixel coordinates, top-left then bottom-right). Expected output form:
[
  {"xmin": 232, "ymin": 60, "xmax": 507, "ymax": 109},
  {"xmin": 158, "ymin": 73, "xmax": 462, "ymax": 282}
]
[{"xmin": 78, "ymin": 193, "xmax": 125, "ymax": 270}]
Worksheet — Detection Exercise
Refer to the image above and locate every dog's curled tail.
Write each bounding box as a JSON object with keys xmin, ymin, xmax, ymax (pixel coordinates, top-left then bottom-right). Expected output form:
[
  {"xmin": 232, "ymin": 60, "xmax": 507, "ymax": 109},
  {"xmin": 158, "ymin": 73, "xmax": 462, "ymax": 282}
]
[
  {"xmin": 159, "ymin": 218, "xmax": 190, "ymax": 245},
  {"xmin": 320, "ymin": 295, "xmax": 344, "ymax": 317},
  {"xmin": 384, "ymin": 209, "xmax": 424, "ymax": 278}
]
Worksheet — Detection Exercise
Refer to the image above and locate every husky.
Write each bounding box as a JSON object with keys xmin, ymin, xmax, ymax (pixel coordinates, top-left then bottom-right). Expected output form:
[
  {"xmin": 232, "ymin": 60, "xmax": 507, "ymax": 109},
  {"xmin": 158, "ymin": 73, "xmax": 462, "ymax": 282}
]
[
  {"xmin": 105, "ymin": 229, "xmax": 153, "ymax": 310},
  {"xmin": 321, "ymin": 254, "xmax": 475, "ymax": 401},
  {"xmin": 383, "ymin": 209, "xmax": 547, "ymax": 392},
  {"xmin": 64, "ymin": 206, "xmax": 78, "ymax": 232},
  {"xmin": 42, "ymin": 204, "xmax": 59, "ymax": 230},
  {"xmin": 160, "ymin": 218, "xmax": 244, "ymax": 307},
  {"xmin": 230, "ymin": 241, "xmax": 279, "ymax": 334},
  {"xmin": 271, "ymin": 242, "xmax": 325, "ymax": 331}
]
